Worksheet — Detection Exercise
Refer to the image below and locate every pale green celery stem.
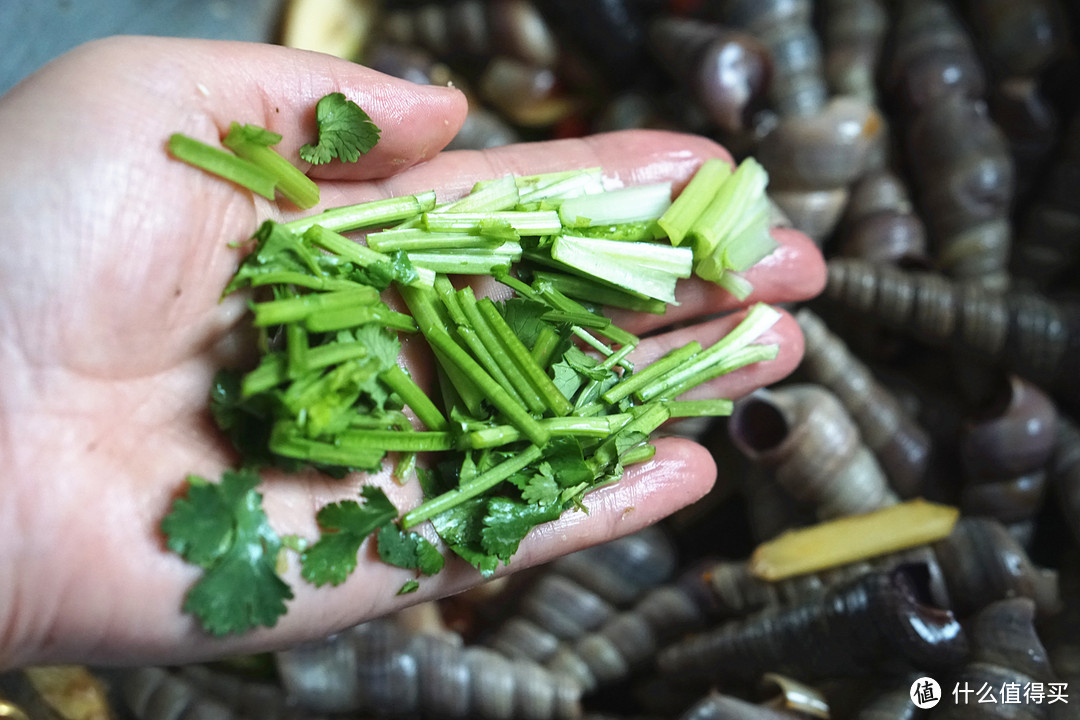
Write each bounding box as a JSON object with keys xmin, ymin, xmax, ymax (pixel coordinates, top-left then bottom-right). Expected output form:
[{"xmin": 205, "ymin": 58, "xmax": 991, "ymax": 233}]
[
  {"xmin": 712, "ymin": 270, "xmax": 755, "ymax": 301},
  {"xmin": 401, "ymin": 445, "xmax": 545, "ymax": 529},
  {"xmin": 269, "ymin": 423, "xmax": 385, "ymax": 467},
  {"xmin": 558, "ymin": 182, "xmax": 673, "ymax": 227},
  {"xmin": 423, "ymin": 211, "xmax": 561, "ymax": 235},
  {"xmin": 431, "ymin": 174, "xmax": 520, "ymax": 213},
  {"xmin": 517, "ymin": 168, "xmax": 604, "ymax": 204},
  {"xmin": 589, "ymin": 403, "xmax": 670, "ymax": 473},
  {"xmin": 407, "ymin": 253, "xmax": 516, "ymax": 275},
  {"xmin": 286, "ymin": 322, "xmax": 308, "ymax": 376},
  {"xmin": 284, "ymin": 191, "xmax": 437, "ymax": 234},
  {"xmin": 620, "ymin": 444, "xmax": 656, "ymax": 465},
  {"xmin": 657, "ymin": 157, "xmax": 733, "ymax": 246},
  {"xmin": 251, "ymin": 286, "xmax": 379, "ymax": 326},
  {"xmin": 603, "ymin": 341, "xmax": 701, "ymax": 404}
]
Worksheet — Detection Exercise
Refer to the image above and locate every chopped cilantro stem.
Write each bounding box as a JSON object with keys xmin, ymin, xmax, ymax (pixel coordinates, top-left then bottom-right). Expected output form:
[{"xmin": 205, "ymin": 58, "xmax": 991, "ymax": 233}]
[
  {"xmin": 379, "ymin": 365, "xmax": 448, "ymax": 431},
  {"xmin": 366, "ymin": 229, "xmax": 503, "ymax": 252},
  {"xmin": 286, "ymin": 321, "xmax": 308, "ymax": 376},
  {"xmin": 303, "ymin": 304, "xmax": 417, "ymax": 333},
  {"xmin": 620, "ymin": 443, "xmax": 657, "ymax": 465},
  {"xmin": 638, "ymin": 303, "xmax": 782, "ymax": 402},
  {"xmin": 269, "ymin": 422, "xmax": 385, "ymax": 468},
  {"xmin": 335, "ymin": 428, "xmax": 454, "ymax": 452},
  {"xmin": 589, "ymin": 403, "xmax": 671, "ymax": 472},
  {"xmin": 250, "ymin": 287, "xmax": 379, "ymax": 327},
  {"xmin": 401, "ymin": 445, "xmax": 545, "ymax": 529},
  {"xmin": 240, "ymin": 341, "xmax": 370, "ymax": 396},
  {"xmin": 457, "ymin": 288, "xmax": 543, "ymax": 413},
  {"xmin": 652, "ymin": 344, "xmax": 779, "ymax": 401},
  {"xmin": 465, "ymin": 414, "xmax": 632, "ymax": 449},
  {"xmin": 455, "ymin": 326, "xmax": 528, "ymax": 407},
  {"xmin": 603, "ymin": 342, "xmax": 702, "ymax": 404},
  {"xmin": 284, "ymin": 191, "xmax": 437, "ymax": 235},
  {"xmin": 477, "ymin": 297, "xmax": 575, "ymax": 417},
  {"xmin": 407, "ymin": 251, "xmax": 517, "ymax": 275},
  {"xmin": 530, "ymin": 325, "xmax": 561, "ymax": 368},
  {"xmin": 401, "ymin": 286, "xmax": 550, "ymax": 447},
  {"xmin": 168, "ymin": 133, "xmax": 277, "ymax": 200},
  {"xmin": 223, "ymin": 123, "xmax": 320, "ymax": 209},
  {"xmin": 661, "ymin": 398, "xmax": 735, "ymax": 417}
]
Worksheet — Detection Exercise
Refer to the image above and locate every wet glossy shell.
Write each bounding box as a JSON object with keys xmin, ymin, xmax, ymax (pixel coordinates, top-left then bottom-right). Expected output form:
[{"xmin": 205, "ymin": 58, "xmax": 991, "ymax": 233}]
[
  {"xmin": 656, "ymin": 563, "xmax": 969, "ymax": 684},
  {"xmin": 840, "ymin": 170, "xmax": 929, "ymax": 265},
  {"xmin": 118, "ymin": 666, "xmax": 297, "ymax": 720},
  {"xmin": 821, "ymin": 0, "xmax": 887, "ymax": 102}
]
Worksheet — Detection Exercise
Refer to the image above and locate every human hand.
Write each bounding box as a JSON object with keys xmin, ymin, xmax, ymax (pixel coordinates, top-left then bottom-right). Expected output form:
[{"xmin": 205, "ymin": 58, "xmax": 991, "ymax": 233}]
[{"xmin": 0, "ymin": 36, "xmax": 824, "ymax": 669}]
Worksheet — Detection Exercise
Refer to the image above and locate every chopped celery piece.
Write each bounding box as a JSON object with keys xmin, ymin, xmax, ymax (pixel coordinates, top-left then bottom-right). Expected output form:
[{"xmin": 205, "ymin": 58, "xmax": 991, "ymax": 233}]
[
  {"xmin": 689, "ymin": 158, "xmax": 776, "ymax": 277},
  {"xmin": 550, "ymin": 235, "xmax": 693, "ymax": 303},
  {"xmin": 366, "ymin": 228, "xmax": 502, "ymax": 252},
  {"xmin": 558, "ymin": 182, "xmax": 672, "ymax": 228},
  {"xmin": 658, "ymin": 158, "xmax": 732, "ymax": 246},
  {"xmin": 422, "ymin": 211, "xmax": 561, "ymax": 236},
  {"xmin": 284, "ymin": 191, "xmax": 438, "ymax": 234},
  {"xmin": 223, "ymin": 123, "xmax": 320, "ymax": 209},
  {"xmin": 168, "ymin": 133, "xmax": 277, "ymax": 200},
  {"xmin": 432, "ymin": 174, "xmax": 520, "ymax": 213}
]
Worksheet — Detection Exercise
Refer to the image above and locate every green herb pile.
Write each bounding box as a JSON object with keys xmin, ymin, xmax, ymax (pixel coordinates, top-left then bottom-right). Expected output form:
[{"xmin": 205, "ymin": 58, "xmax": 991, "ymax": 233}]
[{"xmin": 162, "ymin": 93, "xmax": 782, "ymax": 636}]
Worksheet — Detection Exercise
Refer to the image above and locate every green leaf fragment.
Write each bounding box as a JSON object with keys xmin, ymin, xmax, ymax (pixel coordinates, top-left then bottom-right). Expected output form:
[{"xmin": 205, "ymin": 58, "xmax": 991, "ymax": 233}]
[
  {"xmin": 299, "ymin": 92, "xmax": 381, "ymax": 165},
  {"xmin": 161, "ymin": 469, "xmax": 293, "ymax": 635},
  {"xmin": 376, "ymin": 525, "xmax": 445, "ymax": 576},
  {"xmin": 301, "ymin": 486, "xmax": 399, "ymax": 587}
]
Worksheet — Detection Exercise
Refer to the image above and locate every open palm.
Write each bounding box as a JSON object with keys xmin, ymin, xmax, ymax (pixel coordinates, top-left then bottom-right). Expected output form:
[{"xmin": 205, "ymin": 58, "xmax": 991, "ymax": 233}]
[{"xmin": 0, "ymin": 37, "xmax": 824, "ymax": 669}]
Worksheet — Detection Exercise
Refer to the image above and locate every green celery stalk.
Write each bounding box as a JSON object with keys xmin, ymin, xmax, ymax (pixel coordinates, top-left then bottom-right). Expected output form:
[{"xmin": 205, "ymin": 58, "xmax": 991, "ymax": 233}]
[
  {"xmin": 366, "ymin": 228, "xmax": 502, "ymax": 252},
  {"xmin": 658, "ymin": 158, "xmax": 733, "ymax": 246},
  {"xmin": 639, "ymin": 303, "xmax": 782, "ymax": 401},
  {"xmin": 661, "ymin": 398, "xmax": 735, "ymax": 417},
  {"xmin": 222, "ymin": 122, "xmax": 320, "ymax": 209},
  {"xmin": 284, "ymin": 191, "xmax": 437, "ymax": 234},
  {"xmin": 168, "ymin": 133, "xmax": 277, "ymax": 200},
  {"xmin": 422, "ymin": 211, "xmax": 561, "ymax": 235},
  {"xmin": 653, "ymin": 345, "xmax": 779, "ymax": 401},
  {"xmin": 529, "ymin": 270, "xmax": 667, "ymax": 314},
  {"xmin": 455, "ymin": 325, "xmax": 528, "ymax": 409},
  {"xmin": 304, "ymin": 305, "xmax": 417, "ymax": 333},
  {"xmin": 431, "ymin": 174, "xmax": 520, "ymax": 213},
  {"xmin": 464, "ymin": 414, "xmax": 631, "ymax": 449},
  {"xmin": 335, "ymin": 428, "xmax": 454, "ymax": 452}
]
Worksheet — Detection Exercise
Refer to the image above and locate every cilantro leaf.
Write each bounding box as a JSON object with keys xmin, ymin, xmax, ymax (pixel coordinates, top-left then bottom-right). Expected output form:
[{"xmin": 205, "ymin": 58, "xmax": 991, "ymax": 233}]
[
  {"xmin": 397, "ymin": 580, "xmax": 420, "ymax": 595},
  {"xmin": 299, "ymin": 93, "xmax": 381, "ymax": 165},
  {"xmin": 481, "ymin": 497, "xmax": 564, "ymax": 563},
  {"xmin": 428, "ymin": 496, "xmax": 500, "ymax": 577},
  {"xmin": 520, "ymin": 469, "xmax": 560, "ymax": 506},
  {"xmin": 161, "ymin": 470, "xmax": 293, "ymax": 635},
  {"xmin": 376, "ymin": 525, "xmax": 445, "ymax": 576},
  {"xmin": 300, "ymin": 486, "xmax": 398, "ymax": 587}
]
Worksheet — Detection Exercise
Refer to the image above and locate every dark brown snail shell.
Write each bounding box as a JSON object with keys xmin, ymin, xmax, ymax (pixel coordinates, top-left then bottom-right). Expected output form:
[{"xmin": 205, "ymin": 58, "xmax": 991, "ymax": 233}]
[
  {"xmin": 840, "ymin": 169, "xmax": 930, "ymax": 266},
  {"xmin": 679, "ymin": 691, "xmax": 816, "ymax": 720},
  {"xmin": 1049, "ymin": 415, "xmax": 1080, "ymax": 548},
  {"xmin": 905, "ymin": 94, "xmax": 1014, "ymax": 289},
  {"xmin": 648, "ymin": 17, "xmax": 772, "ymax": 135},
  {"xmin": 118, "ymin": 665, "xmax": 295, "ymax": 720},
  {"xmin": 713, "ymin": 0, "xmax": 827, "ymax": 118},
  {"xmin": 885, "ymin": 0, "xmax": 987, "ymax": 112},
  {"xmin": 959, "ymin": 375, "xmax": 1057, "ymax": 539},
  {"xmin": 729, "ymin": 383, "xmax": 898, "ymax": 519},
  {"xmin": 821, "ymin": 0, "xmax": 888, "ymax": 103},
  {"xmin": 963, "ymin": 0, "xmax": 1071, "ymax": 79},
  {"xmin": 656, "ymin": 563, "xmax": 969, "ymax": 685}
]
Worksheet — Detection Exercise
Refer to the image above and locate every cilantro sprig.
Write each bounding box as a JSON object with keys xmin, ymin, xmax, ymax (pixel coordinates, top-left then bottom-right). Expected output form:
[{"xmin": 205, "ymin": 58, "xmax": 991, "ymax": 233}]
[
  {"xmin": 299, "ymin": 92, "xmax": 381, "ymax": 165},
  {"xmin": 162, "ymin": 470, "xmax": 293, "ymax": 636}
]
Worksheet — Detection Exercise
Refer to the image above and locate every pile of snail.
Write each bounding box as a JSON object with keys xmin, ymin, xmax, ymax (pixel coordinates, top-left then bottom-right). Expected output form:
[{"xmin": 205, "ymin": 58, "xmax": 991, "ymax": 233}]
[{"xmin": 5, "ymin": 0, "xmax": 1080, "ymax": 718}]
